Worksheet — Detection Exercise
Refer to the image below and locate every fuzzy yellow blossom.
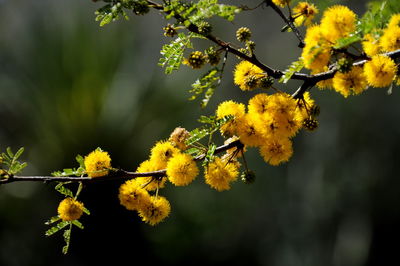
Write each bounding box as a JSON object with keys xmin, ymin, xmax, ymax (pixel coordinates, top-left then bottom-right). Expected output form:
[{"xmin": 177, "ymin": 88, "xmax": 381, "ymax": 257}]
[
  {"xmin": 216, "ymin": 100, "xmax": 246, "ymax": 136},
  {"xmin": 150, "ymin": 140, "xmax": 180, "ymax": 169},
  {"xmin": 118, "ymin": 179, "xmax": 151, "ymax": 211},
  {"xmin": 84, "ymin": 149, "xmax": 111, "ymax": 178},
  {"xmin": 236, "ymin": 114, "xmax": 265, "ymax": 147},
  {"xmin": 302, "ymin": 25, "xmax": 331, "ymax": 70},
  {"xmin": 205, "ymin": 157, "xmax": 239, "ymax": 191},
  {"xmin": 320, "ymin": 5, "xmax": 357, "ymax": 44},
  {"xmin": 272, "ymin": 0, "xmax": 290, "ymax": 8},
  {"xmin": 168, "ymin": 127, "xmax": 190, "ymax": 150},
  {"xmin": 248, "ymin": 93, "xmax": 269, "ymax": 116},
  {"xmin": 364, "ymin": 55, "xmax": 397, "ymax": 88},
  {"xmin": 234, "ymin": 61, "xmax": 264, "ymax": 91},
  {"xmin": 138, "ymin": 196, "xmax": 171, "ymax": 226},
  {"xmin": 388, "ymin": 14, "xmax": 400, "ymax": 29},
  {"xmin": 295, "ymin": 92, "xmax": 315, "ymax": 120},
  {"xmin": 362, "ymin": 34, "xmax": 381, "ymax": 57},
  {"xmin": 166, "ymin": 153, "xmax": 199, "ymax": 186},
  {"xmin": 57, "ymin": 198, "xmax": 84, "ymax": 221},
  {"xmin": 293, "ymin": 2, "xmax": 318, "ymax": 27},
  {"xmin": 333, "ymin": 66, "xmax": 368, "ymax": 97},
  {"xmin": 136, "ymin": 159, "xmax": 166, "ymax": 191},
  {"xmin": 312, "ymin": 67, "xmax": 333, "ymax": 89},
  {"xmin": 259, "ymin": 137, "xmax": 293, "ymax": 166},
  {"xmin": 380, "ymin": 26, "xmax": 400, "ymax": 52}
]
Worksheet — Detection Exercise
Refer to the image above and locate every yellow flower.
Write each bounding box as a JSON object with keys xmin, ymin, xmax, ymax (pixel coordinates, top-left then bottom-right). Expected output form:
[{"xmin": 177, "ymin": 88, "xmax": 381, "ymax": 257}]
[
  {"xmin": 312, "ymin": 67, "xmax": 333, "ymax": 89},
  {"xmin": 302, "ymin": 25, "xmax": 331, "ymax": 70},
  {"xmin": 166, "ymin": 153, "xmax": 199, "ymax": 186},
  {"xmin": 388, "ymin": 14, "xmax": 400, "ymax": 29},
  {"xmin": 205, "ymin": 157, "xmax": 239, "ymax": 191},
  {"xmin": 380, "ymin": 26, "xmax": 400, "ymax": 52},
  {"xmin": 364, "ymin": 55, "xmax": 397, "ymax": 88},
  {"xmin": 233, "ymin": 61, "xmax": 265, "ymax": 91},
  {"xmin": 333, "ymin": 66, "xmax": 368, "ymax": 97},
  {"xmin": 362, "ymin": 34, "xmax": 381, "ymax": 57},
  {"xmin": 259, "ymin": 137, "xmax": 293, "ymax": 166},
  {"xmin": 84, "ymin": 149, "xmax": 111, "ymax": 178},
  {"xmin": 295, "ymin": 91, "xmax": 315, "ymax": 120},
  {"xmin": 272, "ymin": 0, "xmax": 290, "ymax": 8},
  {"xmin": 57, "ymin": 198, "xmax": 84, "ymax": 221},
  {"xmin": 320, "ymin": 5, "xmax": 357, "ymax": 43},
  {"xmin": 248, "ymin": 93, "xmax": 270, "ymax": 116},
  {"xmin": 236, "ymin": 114, "xmax": 265, "ymax": 147},
  {"xmin": 138, "ymin": 196, "xmax": 171, "ymax": 226},
  {"xmin": 136, "ymin": 159, "xmax": 166, "ymax": 191},
  {"xmin": 293, "ymin": 2, "xmax": 318, "ymax": 27},
  {"xmin": 168, "ymin": 127, "xmax": 190, "ymax": 150},
  {"xmin": 216, "ymin": 100, "xmax": 246, "ymax": 136},
  {"xmin": 150, "ymin": 140, "xmax": 180, "ymax": 169},
  {"xmin": 118, "ymin": 179, "xmax": 151, "ymax": 211}
]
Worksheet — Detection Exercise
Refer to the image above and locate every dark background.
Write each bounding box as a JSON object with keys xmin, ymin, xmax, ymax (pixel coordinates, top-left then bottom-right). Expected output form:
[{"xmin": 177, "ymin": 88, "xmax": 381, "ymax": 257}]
[{"xmin": 1, "ymin": 0, "xmax": 399, "ymax": 265}]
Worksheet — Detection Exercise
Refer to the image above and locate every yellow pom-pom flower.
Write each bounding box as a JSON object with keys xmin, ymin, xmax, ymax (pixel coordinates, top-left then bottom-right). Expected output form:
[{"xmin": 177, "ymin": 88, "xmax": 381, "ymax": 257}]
[
  {"xmin": 138, "ymin": 196, "xmax": 171, "ymax": 226},
  {"xmin": 216, "ymin": 100, "xmax": 246, "ymax": 136},
  {"xmin": 84, "ymin": 149, "xmax": 111, "ymax": 178},
  {"xmin": 272, "ymin": 0, "xmax": 290, "ymax": 8},
  {"xmin": 205, "ymin": 157, "xmax": 239, "ymax": 191},
  {"xmin": 380, "ymin": 26, "xmax": 400, "ymax": 52},
  {"xmin": 236, "ymin": 114, "xmax": 265, "ymax": 147},
  {"xmin": 150, "ymin": 140, "xmax": 180, "ymax": 169},
  {"xmin": 388, "ymin": 14, "xmax": 400, "ymax": 29},
  {"xmin": 118, "ymin": 179, "xmax": 151, "ymax": 211},
  {"xmin": 362, "ymin": 34, "xmax": 381, "ymax": 57},
  {"xmin": 320, "ymin": 5, "xmax": 357, "ymax": 43},
  {"xmin": 293, "ymin": 2, "xmax": 318, "ymax": 27},
  {"xmin": 248, "ymin": 93, "xmax": 270, "ymax": 116},
  {"xmin": 333, "ymin": 66, "xmax": 368, "ymax": 97},
  {"xmin": 233, "ymin": 61, "xmax": 264, "ymax": 91},
  {"xmin": 57, "ymin": 198, "xmax": 84, "ymax": 221},
  {"xmin": 135, "ymin": 159, "xmax": 166, "ymax": 191},
  {"xmin": 302, "ymin": 25, "xmax": 331, "ymax": 71},
  {"xmin": 364, "ymin": 55, "xmax": 397, "ymax": 88},
  {"xmin": 259, "ymin": 137, "xmax": 293, "ymax": 166},
  {"xmin": 166, "ymin": 153, "xmax": 199, "ymax": 186}
]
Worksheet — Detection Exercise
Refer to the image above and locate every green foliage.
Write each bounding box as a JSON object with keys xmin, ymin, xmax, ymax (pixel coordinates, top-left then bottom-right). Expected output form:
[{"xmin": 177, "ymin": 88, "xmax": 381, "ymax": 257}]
[
  {"xmin": 159, "ymin": 33, "xmax": 193, "ymax": 74},
  {"xmin": 186, "ymin": 115, "xmax": 233, "ymax": 145},
  {"xmin": 203, "ymin": 143, "xmax": 216, "ymax": 166},
  {"xmin": 55, "ymin": 183, "xmax": 74, "ymax": 198},
  {"xmin": 333, "ymin": 35, "xmax": 363, "ymax": 50},
  {"xmin": 360, "ymin": 1, "xmax": 400, "ymax": 34},
  {"xmin": 45, "ymin": 221, "xmax": 69, "ymax": 237},
  {"xmin": 45, "ymin": 216, "xmax": 61, "ymax": 225},
  {"xmin": 0, "ymin": 147, "xmax": 27, "ymax": 177},
  {"xmin": 62, "ymin": 224, "xmax": 72, "ymax": 255},
  {"xmin": 189, "ymin": 68, "xmax": 220, "ymax": 107},
  {"xmin": 279, "ymin": 59, "xmax": 304, "ymax": 83},
  {"xmin": 51, "ymin": 154, "xmax": 85, "ymax": 177},
  {"xmin": 95, "ymin": 3, "xmax": 129, "ymax": 27}
]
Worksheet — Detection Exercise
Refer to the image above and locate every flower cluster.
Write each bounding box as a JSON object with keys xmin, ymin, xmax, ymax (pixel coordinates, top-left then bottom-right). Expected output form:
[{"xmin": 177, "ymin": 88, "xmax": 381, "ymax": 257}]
[
  {"xmin": 301, "ymin": 5, "xmax": 399, "ymax": 97},
  {"xmin": 217, "ymin": 91, "xmax": 317, "ymax": 166}
]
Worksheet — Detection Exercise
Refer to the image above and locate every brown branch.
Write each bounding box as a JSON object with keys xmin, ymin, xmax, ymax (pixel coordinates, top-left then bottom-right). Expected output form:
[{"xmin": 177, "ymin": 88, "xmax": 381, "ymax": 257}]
[
  {"xmin": 0, "ymin": 140, "xmax": 244, "ymax": 185},
  {"xmin": 264, "ymin": 0, "xmax": 305, "ymax": 48}
]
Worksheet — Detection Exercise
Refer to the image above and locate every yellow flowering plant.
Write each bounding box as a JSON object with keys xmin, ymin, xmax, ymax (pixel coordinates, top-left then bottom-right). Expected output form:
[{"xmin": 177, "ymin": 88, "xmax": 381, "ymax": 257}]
[{"xmin": 1, "ymin": 0, "xmax": 400, "ymax": 255}]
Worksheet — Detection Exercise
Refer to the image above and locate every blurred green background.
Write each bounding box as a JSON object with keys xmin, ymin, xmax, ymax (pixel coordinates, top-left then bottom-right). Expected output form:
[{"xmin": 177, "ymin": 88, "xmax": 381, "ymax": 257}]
[{"xmin": 1, "ymin": 0, "xmax": 400, "ymax": 265}]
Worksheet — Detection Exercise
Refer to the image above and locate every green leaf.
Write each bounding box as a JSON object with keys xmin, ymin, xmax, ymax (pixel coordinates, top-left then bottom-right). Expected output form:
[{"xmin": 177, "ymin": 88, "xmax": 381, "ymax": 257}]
[
  {"xmin": 62, "ymin": 225, "xmax": 72, "ymax": 254},
  {"xmin": 76, "ymin": 155, "xmax": 84, "ymax": 168},
  {"xmin": 45, "ymin": 221, "xmax": 69, "ymax": 236},
  {"xmin": 189, "ymin": 68, "xmax": 220, "ymax": 107},
  {"xmin": 82, "ymin": 207, "xmax": 91, "ymax": 215},
  {"xmin": 14, "ymin": 147, "xmax": 24, "ymax": 160},
  {"xmin": 279, "ymin": 59, "xmax": 304, "ymax": 84},
  {"xmin": 100, "ymin": 13, "xmax": 113, "ymax": 27},
  {"xmin": 186, "ymin": 115, "xmax": 233, "ymax": 145},
  {"xmin": 360, "ymin": 1, "xmax": 400, "ymax": 34},
  {"xmin": 55, "ymin": 183, "xmax": 74, "ymax": 197},
  {"xmin": 72, "ymin": 220, "xmax": 84, "ymax": 229},
  {"xmin": 45, "ymin": 216, "xmax": 61, "ymax": 225},
  {"xmin": 203, "ymin": 143, "xmax": 216, "ymax": 166},
  {"xmin": 159, "ymin": 33, "xmax": 193, "ymax": 74},
  {"xmin": 333, "ymin": 35, "xmax": 363, "ymax": 49}
]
